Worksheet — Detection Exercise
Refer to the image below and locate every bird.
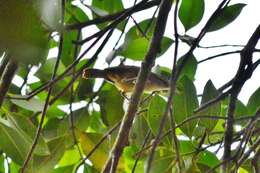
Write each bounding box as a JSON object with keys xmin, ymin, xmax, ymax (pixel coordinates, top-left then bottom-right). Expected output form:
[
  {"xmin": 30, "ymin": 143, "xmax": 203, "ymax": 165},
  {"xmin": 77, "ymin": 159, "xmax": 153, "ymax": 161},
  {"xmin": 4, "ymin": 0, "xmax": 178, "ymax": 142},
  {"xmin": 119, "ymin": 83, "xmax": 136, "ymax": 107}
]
[{"xmin": 82, "ymin": 65, "xmax": 170, "ymax": 96}]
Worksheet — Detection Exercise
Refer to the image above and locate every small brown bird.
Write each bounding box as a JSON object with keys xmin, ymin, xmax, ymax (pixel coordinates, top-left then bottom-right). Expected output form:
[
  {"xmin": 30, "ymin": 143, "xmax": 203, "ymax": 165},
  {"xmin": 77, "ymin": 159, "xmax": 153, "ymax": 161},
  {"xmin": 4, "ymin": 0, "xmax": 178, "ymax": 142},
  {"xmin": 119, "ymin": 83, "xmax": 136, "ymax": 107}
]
[{"xmin": 82, "ymin": 66, "xmax": 170, "ymax": 94}]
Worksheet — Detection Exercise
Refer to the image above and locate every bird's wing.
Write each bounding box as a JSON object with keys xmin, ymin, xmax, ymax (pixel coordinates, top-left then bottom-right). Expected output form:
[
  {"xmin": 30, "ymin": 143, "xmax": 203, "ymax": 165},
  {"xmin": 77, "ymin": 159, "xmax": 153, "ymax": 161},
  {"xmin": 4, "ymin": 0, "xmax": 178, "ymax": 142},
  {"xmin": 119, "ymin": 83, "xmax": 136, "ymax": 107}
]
[{"xmin": 121, "ymin": 77, "xmax": 137, "ymax": 84}]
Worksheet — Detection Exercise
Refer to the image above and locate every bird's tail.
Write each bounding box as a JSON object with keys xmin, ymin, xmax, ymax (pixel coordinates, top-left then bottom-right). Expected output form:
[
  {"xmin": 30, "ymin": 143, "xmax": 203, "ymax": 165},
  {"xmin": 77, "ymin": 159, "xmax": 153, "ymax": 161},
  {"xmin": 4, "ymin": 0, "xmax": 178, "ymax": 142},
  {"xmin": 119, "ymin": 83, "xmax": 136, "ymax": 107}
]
[{"xmin": 82, "ymin": 68, "xmax": 106, "ymax": 79}]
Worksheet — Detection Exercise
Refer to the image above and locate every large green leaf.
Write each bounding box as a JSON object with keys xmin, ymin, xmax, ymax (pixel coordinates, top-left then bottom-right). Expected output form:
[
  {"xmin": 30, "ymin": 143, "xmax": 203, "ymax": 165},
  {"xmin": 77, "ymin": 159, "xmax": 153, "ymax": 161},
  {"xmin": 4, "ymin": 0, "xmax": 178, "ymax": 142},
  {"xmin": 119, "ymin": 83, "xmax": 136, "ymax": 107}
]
[
  {"xmin": 6, "ymin": 113, "xmax": 50, "ymax": 155},
  {"xmin": 173, "ymin": 76, "xmax": 199, "ymax": 137},
  {"xmin": 207, "ymin": 3, "xmax": 246, "ymax": 32},
  {"xmin": 125, "ymin": 18, "xmax": 156, "ymax": 41},
  {"xmin": 96, "ymin": 83, "xmax": 124, "ymax": 126},
  {"xmin": 145, "ymin": 147, "xmax": 174, "ymax": 173},
  {"xmin": 0, "ymin": 0, "xmax": 49, "ymax": 65},
  {"xmin": 247, "ymin": 87, "xmax": 260, "ymax": 115},
  {"xmin": 91, "ymin": 0, "xmax": 125, "ymax": 30},
  {"xmin": 179, "ymin": 0, "xmax": 205, "ymax": 31},
  {"xmin": 177, "ymin": 54, "xmax": 198, "ymax": 81},
  {"xmin": 147, "ymin": 94, "xmax": 168, "ymax": 135},
  {"xmin": 65, "ymin": 3, "xmax": 89, "ymax": 25},
  {"xmin": 58, "ymin": 149, "xmax": 81, "ymax": 167},
  {"xmin": 198, "ymin": 80, "xmax": 221, "ymax": 131},
  {"xmin": 27, "ymin": 136, "xmax": 66, "ymax": 173},
  {"xmin": 0, "ymin": 154, "xmax": 5, "ymax": 173},
  {"xmin": 0, "ymin": 113, "xmax": 49, "ymax": 165},
  {"xmin": 197, "ymin": 150, "xmax": 220, "ymax": 169},
  {"xmin": 120, "ymin": 37, "xmax": 173, "ymax": 61},
  {"xmin": 60, "ymin": 30, "xmax": 81, "ymax": 66},
  {"xmin": 123, "ymin": 146, "xmax": 145, "ymax": 173},
  {"xmin": 51, "ymin": 166, "xmax": 74, "ymax": 173},
  {"xmin": 10, "ymin": 96, "xmax": 45, "ymax": 112},
  {"xmin": 76, "ymin": 78, "xmax": 95, "ymax": 100}
]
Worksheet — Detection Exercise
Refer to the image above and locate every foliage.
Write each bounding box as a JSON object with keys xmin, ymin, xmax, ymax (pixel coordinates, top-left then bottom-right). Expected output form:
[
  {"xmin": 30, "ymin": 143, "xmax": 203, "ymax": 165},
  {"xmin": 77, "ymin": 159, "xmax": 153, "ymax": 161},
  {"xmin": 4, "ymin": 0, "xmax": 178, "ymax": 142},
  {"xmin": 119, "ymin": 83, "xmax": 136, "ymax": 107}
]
[{"xmin": 0, "ymin": 0, "xmax": 258, "ymax": 173}]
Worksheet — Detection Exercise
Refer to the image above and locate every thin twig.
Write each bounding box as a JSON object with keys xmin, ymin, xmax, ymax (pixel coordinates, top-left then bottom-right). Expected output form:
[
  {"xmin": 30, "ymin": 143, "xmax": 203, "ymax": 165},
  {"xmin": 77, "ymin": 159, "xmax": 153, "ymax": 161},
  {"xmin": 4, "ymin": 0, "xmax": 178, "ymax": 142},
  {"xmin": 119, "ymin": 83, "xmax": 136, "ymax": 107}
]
[
  {"xmin": 194, "ymin": 90, "xmax": 231, "ymax": 113},
  {"xmin": 74, "ymin": 121, "xmax": 121, "ymax": 173},
  {"xmin": 131, "ymin": 130, "xmax": 151, "ymax": 173},
  {"xmin": 76, "ymin": 0, "xmax": 149, "ymax": 45},
  {"xmin": 20, "ymin": 1, "xmax": 66, "ymax": 172},
  {"xmin": 69, "ymin": 29, "xmax": 83, "ymax": 159},
  {"xmin": 66, "ymin": 0, "xmax": 160, "ymax": 30},
  {"xmin": 49, "ymin": 29, "xmax": 114, "ymax": 105}
]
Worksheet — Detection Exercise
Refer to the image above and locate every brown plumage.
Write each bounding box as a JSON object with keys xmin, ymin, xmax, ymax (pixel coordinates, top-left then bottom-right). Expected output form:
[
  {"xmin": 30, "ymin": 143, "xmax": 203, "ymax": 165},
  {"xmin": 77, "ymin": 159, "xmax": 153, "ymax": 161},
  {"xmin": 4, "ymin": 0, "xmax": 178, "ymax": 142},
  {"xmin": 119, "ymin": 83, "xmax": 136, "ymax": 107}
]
[{"xmin": 82, "ymin": 65, "xmax": 169, "ymax": 93}]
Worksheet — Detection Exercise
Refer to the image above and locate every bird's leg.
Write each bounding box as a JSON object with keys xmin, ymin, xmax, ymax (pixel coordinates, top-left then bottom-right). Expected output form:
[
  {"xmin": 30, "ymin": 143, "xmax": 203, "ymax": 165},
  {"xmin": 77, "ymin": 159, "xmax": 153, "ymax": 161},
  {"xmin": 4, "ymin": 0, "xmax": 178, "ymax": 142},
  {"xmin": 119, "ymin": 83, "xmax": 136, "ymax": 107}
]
[{"xmin": 140, "ymin": 91, "xmax": 157, "ymax": 105}]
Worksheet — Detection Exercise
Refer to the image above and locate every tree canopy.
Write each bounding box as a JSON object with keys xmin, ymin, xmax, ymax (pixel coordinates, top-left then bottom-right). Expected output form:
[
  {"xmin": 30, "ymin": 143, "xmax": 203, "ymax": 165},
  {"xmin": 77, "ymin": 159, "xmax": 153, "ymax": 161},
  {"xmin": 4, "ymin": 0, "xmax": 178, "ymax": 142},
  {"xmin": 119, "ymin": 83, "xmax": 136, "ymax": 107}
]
[{"xmin": 0, "ymin": 0, "xmax": 259, "ymax": 173}]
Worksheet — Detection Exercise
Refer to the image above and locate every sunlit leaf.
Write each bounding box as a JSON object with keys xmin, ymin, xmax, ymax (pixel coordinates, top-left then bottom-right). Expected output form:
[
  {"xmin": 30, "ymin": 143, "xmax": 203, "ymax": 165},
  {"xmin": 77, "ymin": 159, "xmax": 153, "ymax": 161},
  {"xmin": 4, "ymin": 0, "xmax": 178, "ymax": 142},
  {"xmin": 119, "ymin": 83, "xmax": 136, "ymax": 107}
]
[
  {"xmin": 179, "ymin": 0, "xmax": 205, "ymax": 31},
  {"xmin": 120, "ymin": 37, "xmax": 173, "ymax": 61},
  {"xmin": 207, "ymin": 3, "xmax": 246, "ymax": 32}
]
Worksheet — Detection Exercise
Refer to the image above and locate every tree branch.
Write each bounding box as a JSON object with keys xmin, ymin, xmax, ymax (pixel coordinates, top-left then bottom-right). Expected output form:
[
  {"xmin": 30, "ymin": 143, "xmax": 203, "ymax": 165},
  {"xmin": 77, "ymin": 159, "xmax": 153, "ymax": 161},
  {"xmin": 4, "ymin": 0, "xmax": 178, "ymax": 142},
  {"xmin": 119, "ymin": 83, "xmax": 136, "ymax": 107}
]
[
  {"xmin": 66, "ymin": 0, "xmax": 160, "ymax": 30},
  {"xmin": 20, "ymin": 1, "xmax": 66, "ymax": 172},
  {"xmin": 0, "ymin": 58, "xmax": 18, "ymax": 107},
  {"xmin": 101, "ymin": 0, "xmax": 173, "ymax": 172},
  {"xmin": 222, "ymin": 24, "xmax": 260, "ymax": 172}
]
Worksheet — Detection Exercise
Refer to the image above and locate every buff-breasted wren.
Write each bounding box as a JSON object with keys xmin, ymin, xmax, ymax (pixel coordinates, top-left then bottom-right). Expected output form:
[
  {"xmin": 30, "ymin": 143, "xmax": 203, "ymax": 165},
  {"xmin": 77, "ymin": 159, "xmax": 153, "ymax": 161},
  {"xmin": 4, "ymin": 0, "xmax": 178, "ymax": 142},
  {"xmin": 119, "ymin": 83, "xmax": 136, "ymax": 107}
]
[{"xmin": 82, "ymin": 65, "xmax": 170, "ymax": 95}]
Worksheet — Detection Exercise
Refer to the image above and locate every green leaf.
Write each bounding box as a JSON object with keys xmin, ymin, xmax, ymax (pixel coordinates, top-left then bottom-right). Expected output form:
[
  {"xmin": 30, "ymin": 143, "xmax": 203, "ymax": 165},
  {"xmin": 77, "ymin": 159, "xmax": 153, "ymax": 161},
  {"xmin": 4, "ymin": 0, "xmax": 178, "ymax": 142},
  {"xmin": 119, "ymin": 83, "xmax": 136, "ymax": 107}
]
[
  {"xmin": 27, "ymin": 136, "xmax": 66, "ymax": 173},
  {"xmin": 76, "ymin": 78, "xmax": 94, "ymax": 100},
  {"xmin": 51, "ymin": 166, "xmax": 74, "ymax": 173},
  {"xmin": 234, "ymin": 100, "xmax": 248, "ymax": 126},
  {"xmin": 207, "ymin": 3, "xmax": 246, "ymax": 32},
  {"xmin": 125, "ymin": 18, "xmax": 156, "ymax": 41},
  {"xmin": 6, "ymin": 113, "xmax": 50, "ymax": 155},
  {"xmin": 34, "ymin": 0, "xmax": 62, "ymax": 31},
  {"xmin": 173, "ymin": 76, "xmax": 199, "ymax": 137},
  {"xmin": 120, "ymin": 37, "xmax": 173, "ymax": 61},
  {"xmin": 179, "ymin": 0, "xmax": 205, "ymax": 31},
  {"xmin": 10, "ymin": 96, "xmax": 45, "ymax": 112},
  {"xmin": 145, "ymin": 147, "xmax": 174, "ymax": 173},
  {"xmin": 61, "ymin": 30, "xmax": 81, "ymax": 66},
  {"xmin": 0, "ymin": 0, "xmax": 50, "ymax": 65},
  {"xmin": 96, "ymin": 83, "xmax": 124, "ymax": 126},
  {"xmin": 0, "ymin": 155, "xmax": 5, "ymax": 173},
  {"xmin": 130, "ymin": 114, "xmax": 150, "ymax": 147},
  {"xmin": 148, "ymin": 95, "xmax": 168, "ymax": 135},
  {"xmin": 177, "ymin": 54, "xmax": 197, "ymax": 81},
  {"xmin": 198, "ymin": 80, "xmax": 221, "ymax": 131},
  {"xmin": 179, "ymin": 140, "xmax": 197, "ymax": 154},
  {"xmin": 36, "ymin": 58, "xmax": 66, "ymax": 80},
  {"xmin": 0, "ymin": 113, "xmax": 49, "ymax": 165},
  {"xmin": 197, "ymin": 150, "xmax": 220, "ymax": 169},
  {"xmin": 123, "ymin": 146, "xmax": 145, "ymax": 173},
  {"xmin": 91, "ymin": 0, "xmax": 124, "ymax": 15},
  {"xmin": 91, "ymin": 0, "xmax": 125, "ymax": 30},
  {"xmin": 247, "ymin": 87, "xmax": 260, "ymax": 115},
  {"xmin": 65, "ymin": 4, "xmax": 89, "ymax": 24},
  {"xmin": 58, "ymin": 149, "xmax": 81, "ymax": 167}
]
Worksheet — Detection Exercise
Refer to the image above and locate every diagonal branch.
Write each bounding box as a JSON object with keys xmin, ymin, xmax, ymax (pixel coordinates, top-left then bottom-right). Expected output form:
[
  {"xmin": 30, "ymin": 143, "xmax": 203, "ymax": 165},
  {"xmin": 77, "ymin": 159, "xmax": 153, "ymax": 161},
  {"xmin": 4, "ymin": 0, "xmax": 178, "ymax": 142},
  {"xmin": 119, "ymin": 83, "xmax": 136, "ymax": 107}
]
[
  {"xmin": 20, "ymin": 1, "xmax": 66, "ymax": 172},
  {"xmin": 66, "ymin": 0, "xmax": 160, "ymax": 30},
  {"xmin": 101, "ymin": 0, "xmax": 173, "ymax": 172},
  {"xmin": 222, "ymin": 24, "xmax": 260, "ymax": 172}
]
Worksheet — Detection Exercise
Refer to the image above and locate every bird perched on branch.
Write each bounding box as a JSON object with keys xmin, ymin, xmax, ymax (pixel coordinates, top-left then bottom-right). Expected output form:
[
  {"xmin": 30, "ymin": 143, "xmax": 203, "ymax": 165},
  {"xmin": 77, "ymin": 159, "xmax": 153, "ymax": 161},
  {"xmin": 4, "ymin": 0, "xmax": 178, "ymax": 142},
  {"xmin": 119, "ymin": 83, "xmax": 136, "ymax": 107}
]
[{"xmin": 82, "ymin": 65, "xmax": 170, "ymax": 95}]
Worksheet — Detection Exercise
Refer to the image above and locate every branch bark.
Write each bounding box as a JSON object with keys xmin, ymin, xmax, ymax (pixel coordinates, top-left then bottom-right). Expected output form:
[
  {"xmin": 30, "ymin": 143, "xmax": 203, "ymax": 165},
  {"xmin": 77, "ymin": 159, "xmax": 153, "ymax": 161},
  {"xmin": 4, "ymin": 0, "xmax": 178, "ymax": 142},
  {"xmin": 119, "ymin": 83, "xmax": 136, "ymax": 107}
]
[
  {"xmin": 0, "ymin": 57, "xmax": 18, "ymax": 107},
  {"xmin": 101, "ymin": 0, "xmax": 173, "ymax": 172},
  {"xmin": 222, "ymin": 24, "xmax": 260, "ymax": 172}
]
